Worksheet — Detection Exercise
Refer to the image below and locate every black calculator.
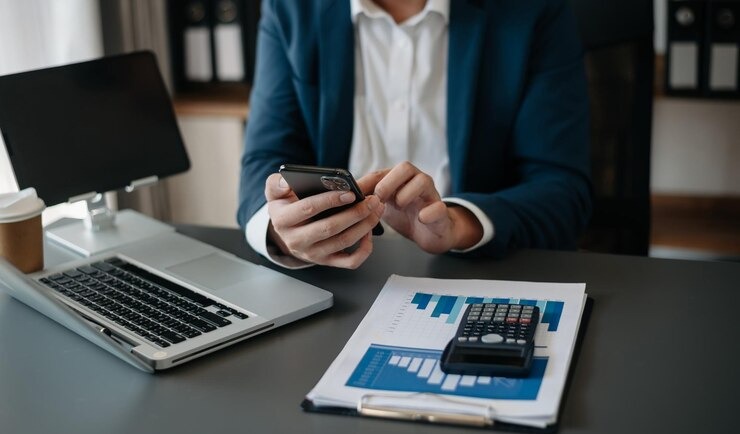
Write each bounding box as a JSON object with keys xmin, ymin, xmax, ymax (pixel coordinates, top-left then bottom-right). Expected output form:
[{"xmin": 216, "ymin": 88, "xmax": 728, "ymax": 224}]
[{"xmin": 440, "ymin": 303, "xmax": 540, "ymax": 377}]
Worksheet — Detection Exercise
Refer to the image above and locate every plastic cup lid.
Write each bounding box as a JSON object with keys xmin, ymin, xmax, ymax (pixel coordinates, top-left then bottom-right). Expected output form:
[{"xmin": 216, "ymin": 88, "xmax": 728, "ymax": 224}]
[{"xmin": 0, "ymin": 188, "xmax": 46, "ymax": 223}]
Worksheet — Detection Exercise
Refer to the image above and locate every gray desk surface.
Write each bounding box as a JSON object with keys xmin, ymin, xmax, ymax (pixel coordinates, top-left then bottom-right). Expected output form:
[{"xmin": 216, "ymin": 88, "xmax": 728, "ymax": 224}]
[{"xmin": 1, "ymin": 224, "xmax": 738, "ymax": 434}]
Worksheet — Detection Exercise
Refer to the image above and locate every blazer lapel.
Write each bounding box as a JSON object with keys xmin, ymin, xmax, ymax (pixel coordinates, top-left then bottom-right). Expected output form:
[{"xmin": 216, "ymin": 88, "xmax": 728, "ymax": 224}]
[
  {"xmin": 318, "ymin": 0, "xmax": 355, "ymax": 167},
  {"xmin": 447, "ymin": 0, "xmax": 485, "ymax": 192}
]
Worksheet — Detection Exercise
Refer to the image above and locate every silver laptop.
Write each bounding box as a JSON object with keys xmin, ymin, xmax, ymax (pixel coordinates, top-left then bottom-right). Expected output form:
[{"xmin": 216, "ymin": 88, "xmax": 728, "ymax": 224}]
[
  {"xmin": 0, "ymin": 52, "xmax": 332, "ymax": 372},
  {"xmin": 0, "ymin": 225, "xmax": 332, "ymax": 372}
]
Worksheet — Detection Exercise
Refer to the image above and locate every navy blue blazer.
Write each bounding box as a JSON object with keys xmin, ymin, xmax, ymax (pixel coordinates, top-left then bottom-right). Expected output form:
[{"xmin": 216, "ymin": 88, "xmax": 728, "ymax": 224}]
[{"xmin": 238, "ymin": 0, "xmax": 592, "ymax": 258}]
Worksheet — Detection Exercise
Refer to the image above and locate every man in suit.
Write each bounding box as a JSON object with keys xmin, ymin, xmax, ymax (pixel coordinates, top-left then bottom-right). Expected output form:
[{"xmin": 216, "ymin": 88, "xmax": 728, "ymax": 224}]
[{"xmin": 238, "ymin": 0, "xmax": 592, "ymax": 268}]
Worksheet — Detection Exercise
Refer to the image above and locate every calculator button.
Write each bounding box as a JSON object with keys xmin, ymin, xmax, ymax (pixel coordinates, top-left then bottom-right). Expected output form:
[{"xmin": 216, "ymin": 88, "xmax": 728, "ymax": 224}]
[
  {"xmin": 481, "ymin": 333, "xmax": 504, "ymax": 344},
  {"xmin": 506, "ymin": 338, "xmax": 517, "ymax": 344},
  {"xmin": 457, "ymin": 337, "xmax": 468, "ymax": 343},
  {"xmin": 516, "ymin": 339, "xmax": 527, "ymax": 345},
  {"xmin": 520, "ymin": 318, "xmax": 532, "ymax": 324},
  {"xmin": 468, "ymin": 336, "xmax": 479, "ymax": 343}
]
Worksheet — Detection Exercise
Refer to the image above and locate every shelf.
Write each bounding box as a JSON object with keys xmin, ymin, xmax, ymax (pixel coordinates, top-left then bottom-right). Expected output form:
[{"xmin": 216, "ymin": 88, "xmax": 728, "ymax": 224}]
[
  {"xmin": 651, "ymin": 194, "xmax": 740, "ymax": 256},
  {"xmin": 172, "ymin": 84, "xmax": 250, "ymax": 119}
]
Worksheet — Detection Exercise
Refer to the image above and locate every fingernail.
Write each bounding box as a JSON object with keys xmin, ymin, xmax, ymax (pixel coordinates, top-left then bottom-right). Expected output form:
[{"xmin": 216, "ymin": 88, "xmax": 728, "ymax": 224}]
[
  {"xmin": 339, "ymin": 192, "xmax": 355, "ymax": 203},
  {"xmin": 367, "ymin": 196, "xmax": 379, "ymax": 210},
  {"xmin": 278, "ymin": 178, "xmax": 288, "ymax": 189}
]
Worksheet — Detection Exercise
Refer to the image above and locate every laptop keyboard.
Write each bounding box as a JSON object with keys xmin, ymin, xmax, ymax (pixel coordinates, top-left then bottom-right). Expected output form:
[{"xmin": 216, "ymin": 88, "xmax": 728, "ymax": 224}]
[{"xmin": 38, "ymin": 257, "xmax": 249, "ymax": 348}]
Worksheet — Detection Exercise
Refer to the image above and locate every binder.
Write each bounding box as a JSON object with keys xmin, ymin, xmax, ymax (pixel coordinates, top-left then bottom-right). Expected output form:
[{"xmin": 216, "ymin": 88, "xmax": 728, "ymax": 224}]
[
  {"xmin": 182, "ymin": 0, "xmax": 213, "ymax": 82},
  {"xmin": 666, "ymin": 0, "xmax": 707, "ymax": 95},
  {"xmin": 213, "ymin": 0, "xmax": 245, "ymax": 81},
  {"xmin": 706, "ymin": 0, "xmax": 740, "ymax": 96},
  {"xmin": 168, "ymin": 0, "xmax": 260, "ymax": 90}
]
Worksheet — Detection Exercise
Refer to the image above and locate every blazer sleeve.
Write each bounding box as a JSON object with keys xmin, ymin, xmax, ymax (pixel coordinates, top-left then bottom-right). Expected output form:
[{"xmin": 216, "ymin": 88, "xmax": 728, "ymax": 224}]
[
  {"xmin": 454, "ymin": 0, "xmax": 593, "ymax": 258},
  {"xmin": 237, "ymin": 0, "xmax": 315, "ymax": 229}
]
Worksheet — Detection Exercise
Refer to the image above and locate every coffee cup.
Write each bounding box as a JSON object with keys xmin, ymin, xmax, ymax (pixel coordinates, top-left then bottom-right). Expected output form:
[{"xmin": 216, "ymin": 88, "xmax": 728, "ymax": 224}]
[{"xmin": 0, "ymin": 188, "xmax": 46, "ymax": 273}]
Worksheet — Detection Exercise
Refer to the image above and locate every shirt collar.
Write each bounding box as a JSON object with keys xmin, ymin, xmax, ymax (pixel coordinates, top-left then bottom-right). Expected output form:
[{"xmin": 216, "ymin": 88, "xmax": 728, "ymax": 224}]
[{"xmin": 350, "ymin": 0, "xmax": 450, "ymax": 25}]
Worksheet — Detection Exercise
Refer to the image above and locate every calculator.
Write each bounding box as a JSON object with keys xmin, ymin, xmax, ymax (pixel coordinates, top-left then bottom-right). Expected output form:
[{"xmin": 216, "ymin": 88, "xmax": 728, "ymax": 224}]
[{"xmin": 440, "ymin": 303, "xmax": 540, "ymax": 377}]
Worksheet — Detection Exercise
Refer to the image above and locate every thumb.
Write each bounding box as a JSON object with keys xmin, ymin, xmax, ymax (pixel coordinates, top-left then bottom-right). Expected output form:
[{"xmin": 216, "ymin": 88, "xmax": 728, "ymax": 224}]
[{"xmin": 265, "ymin": 173, "xmax": 294, "ymax": 201}]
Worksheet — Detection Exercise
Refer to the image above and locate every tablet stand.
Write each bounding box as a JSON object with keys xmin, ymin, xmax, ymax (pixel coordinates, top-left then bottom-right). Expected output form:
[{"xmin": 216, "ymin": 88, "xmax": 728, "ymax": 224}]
[{"xmin": 46, "ymin": 179, "xmax": 174, "ymax": 257}]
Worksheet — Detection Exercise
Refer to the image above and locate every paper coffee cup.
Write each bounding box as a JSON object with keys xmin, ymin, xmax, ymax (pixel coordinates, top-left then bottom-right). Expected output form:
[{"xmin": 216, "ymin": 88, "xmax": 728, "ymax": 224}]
[{"xmin": 0, "ymin": 188, "xmax": 46, "ymax": 273}]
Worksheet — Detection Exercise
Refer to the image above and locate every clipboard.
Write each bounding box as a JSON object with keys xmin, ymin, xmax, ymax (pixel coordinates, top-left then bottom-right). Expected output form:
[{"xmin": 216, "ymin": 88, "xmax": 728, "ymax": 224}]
[{"xmin": 302, "ymin": 298, "xmax": 594, "ymax": 432}]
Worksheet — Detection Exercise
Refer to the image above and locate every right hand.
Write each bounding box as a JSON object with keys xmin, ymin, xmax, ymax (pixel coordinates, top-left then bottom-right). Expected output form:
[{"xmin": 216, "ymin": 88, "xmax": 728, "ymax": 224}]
[{"xmin": 265, "ymin": 173, "xmax": 385, "ymax": 269}]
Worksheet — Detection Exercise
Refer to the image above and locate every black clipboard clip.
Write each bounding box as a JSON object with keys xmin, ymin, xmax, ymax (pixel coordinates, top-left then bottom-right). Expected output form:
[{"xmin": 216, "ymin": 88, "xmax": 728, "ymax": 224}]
[{"xmin": 357, "ymin": 392, "xmax": 496, "ymax": 427}]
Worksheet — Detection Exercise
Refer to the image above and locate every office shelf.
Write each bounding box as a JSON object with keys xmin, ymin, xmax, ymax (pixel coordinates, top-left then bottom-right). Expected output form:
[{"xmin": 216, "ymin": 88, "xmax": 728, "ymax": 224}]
[{"xmin": 172, "ymin": 84, "xmax": 250, "ymax": 119}]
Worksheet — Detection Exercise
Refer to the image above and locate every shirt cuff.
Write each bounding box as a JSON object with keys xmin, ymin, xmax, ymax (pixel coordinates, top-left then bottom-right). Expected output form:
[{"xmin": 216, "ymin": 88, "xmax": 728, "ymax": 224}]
[
  {"xmin": 442, "ymin": 197, "xmax": 495, "ymax": 253},
  {"xmin": 245, "ymin": 203, "xmax": 314, "ymax": 269}
]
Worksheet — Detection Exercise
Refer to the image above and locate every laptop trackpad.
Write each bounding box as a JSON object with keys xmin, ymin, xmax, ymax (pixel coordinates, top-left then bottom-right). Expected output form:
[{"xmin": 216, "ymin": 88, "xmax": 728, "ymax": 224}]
[{"xmin": 166, "ymin": 253, "xmax": 257, "ymax": 290}]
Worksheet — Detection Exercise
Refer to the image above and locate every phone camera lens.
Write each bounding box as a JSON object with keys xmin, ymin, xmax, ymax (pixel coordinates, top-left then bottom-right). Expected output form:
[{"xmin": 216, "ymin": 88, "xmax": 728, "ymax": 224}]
[{"xmin": 321, "ymin": 176, "xmax": 350, "ymax": 191}]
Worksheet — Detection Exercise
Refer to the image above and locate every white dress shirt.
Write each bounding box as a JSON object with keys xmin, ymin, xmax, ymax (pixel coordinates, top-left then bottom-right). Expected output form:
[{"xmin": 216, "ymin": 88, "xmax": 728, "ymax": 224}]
[{"xmin": 246, "ymin": 0, "xmax": 493, "ymax": 268}]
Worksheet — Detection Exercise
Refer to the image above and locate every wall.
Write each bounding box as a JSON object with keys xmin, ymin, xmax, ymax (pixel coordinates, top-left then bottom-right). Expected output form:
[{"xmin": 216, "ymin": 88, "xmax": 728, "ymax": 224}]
[
  {"xmin": 652, "ymin": 99, "xmax": 740, "ymax": 195},
  {"xmin": 166, "ymin": 116, "xmax": 245, "ymax": 228}
]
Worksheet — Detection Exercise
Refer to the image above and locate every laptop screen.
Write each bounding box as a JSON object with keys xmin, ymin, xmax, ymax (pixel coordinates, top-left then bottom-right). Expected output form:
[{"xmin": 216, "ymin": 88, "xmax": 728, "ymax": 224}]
[{"xmin": 0, "ymin": 51, "xmax": 190, "ymax": 206}]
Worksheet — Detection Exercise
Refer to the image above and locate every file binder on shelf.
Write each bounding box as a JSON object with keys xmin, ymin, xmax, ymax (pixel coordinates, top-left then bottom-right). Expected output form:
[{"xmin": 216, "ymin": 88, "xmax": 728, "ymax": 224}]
[
  {"xmin": 168, "ymin": 0, "xmax": 260, "ymax": 91},
  {"xmin": 666, "ymin": 0, "xmax": 706, "ymax": 96},
  {"xmin": 213, "ymin": 0, "xmax": 244, "ymax": 81},
  {"xmin": 706, "ymin": 0, "xmax": 740, "ymax": 96}
]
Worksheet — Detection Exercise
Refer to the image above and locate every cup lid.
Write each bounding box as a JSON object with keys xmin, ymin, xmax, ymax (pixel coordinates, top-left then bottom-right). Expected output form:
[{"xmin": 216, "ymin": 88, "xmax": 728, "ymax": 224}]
[{"xmin": 0, "ymin": 188, "xmax": 46, "ymax": 223}]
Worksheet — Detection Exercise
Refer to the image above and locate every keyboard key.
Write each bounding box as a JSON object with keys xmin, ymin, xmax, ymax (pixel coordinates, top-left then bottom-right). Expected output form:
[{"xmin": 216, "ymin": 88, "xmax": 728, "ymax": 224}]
[
  {"xmin": 198, "ymin": 311, "xmax": 232, "ymax": 327},
  {"xmin": 63, "ymin": 270, "xmax": 84, "ymax": 279},
  {"xmin": 159, "ymin": 330, "xmax": 186, "ymax": 344},
  {"xmin": 188, "ymin": 318, "xmax": 217, "ymax": 333},
  {"xmin": 77, "ymin": 265, "xmax": 98, "ymax": 275}
]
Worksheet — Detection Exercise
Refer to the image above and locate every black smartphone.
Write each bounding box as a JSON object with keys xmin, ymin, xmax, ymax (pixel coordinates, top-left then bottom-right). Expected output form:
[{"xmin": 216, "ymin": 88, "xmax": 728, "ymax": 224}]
[{"xmin": 279, "ymin": 164, "xmax": 383, "ymax": 236}]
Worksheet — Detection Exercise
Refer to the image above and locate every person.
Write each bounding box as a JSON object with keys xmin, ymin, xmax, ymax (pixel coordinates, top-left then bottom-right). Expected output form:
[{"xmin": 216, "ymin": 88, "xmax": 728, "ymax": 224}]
[{"xmin": 237, "ymin": 0, "xmax": 592, "ymax": 269}]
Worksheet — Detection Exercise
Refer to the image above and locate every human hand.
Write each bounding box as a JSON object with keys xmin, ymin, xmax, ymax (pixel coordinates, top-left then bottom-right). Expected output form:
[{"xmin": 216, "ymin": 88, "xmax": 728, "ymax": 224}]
[
  {"xmin": 360, "ymin": 162, "xmax": 483, "ymax": 253},
  {"xmin": 264, "ymin": 173, "xmax": 385, "ymax": 268}
]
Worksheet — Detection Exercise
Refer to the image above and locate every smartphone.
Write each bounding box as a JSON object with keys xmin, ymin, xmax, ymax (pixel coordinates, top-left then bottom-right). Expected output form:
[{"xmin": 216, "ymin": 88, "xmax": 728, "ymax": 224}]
[{"xmin": 278, "ymin": 164, "xmax": 383, "ymax": 236}]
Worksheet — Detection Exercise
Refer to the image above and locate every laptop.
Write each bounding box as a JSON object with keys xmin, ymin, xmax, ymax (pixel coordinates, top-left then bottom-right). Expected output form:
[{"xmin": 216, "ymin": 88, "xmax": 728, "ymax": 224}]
[{"xmin": 0, "ymin": 52, "xmax": 333, "ymax": 372}]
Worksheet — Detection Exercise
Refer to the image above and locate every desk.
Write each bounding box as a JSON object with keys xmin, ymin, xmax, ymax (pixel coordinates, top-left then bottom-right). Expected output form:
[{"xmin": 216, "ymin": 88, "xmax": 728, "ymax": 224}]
[{"xmin": 0, "ymin": 225, "xmax": 737, "ymax": 434}]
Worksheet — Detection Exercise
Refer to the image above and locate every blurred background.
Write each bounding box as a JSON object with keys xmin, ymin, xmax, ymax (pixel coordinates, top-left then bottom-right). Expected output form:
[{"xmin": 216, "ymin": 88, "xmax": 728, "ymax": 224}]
[{"xmin": 0, "ymin": 0, "xmax": 738, "ymax": 261}]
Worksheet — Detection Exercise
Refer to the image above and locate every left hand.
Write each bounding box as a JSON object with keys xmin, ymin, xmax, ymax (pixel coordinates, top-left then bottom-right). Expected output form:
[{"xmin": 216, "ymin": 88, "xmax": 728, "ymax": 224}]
[{"xmin": 358, "ymin": 162, "xmax": 483, "ymax": 253}]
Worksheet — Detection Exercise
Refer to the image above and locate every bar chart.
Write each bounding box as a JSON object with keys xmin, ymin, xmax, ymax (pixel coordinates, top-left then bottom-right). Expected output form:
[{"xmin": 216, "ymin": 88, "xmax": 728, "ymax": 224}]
[
  {"xmin": 410, "ymin": 292, "xmax": 564, "ymax": 331},
  {"xmin": 346, "ymin": 344, "xmax": 546, "ymax": 400}
]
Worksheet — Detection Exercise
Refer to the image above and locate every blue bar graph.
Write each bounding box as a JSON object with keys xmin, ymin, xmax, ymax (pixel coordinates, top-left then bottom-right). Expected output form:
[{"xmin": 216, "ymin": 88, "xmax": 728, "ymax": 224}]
[
  {"xmin": 346, "ymin": 344, "xmax": 546, "ymax": 400},
  {"xmin": 411, "ymin": 292, "xmax": 432, "ymax": 310},
  {"xmin": 410, "ymin": 292, "xmax": 565, "ymax": 331}
]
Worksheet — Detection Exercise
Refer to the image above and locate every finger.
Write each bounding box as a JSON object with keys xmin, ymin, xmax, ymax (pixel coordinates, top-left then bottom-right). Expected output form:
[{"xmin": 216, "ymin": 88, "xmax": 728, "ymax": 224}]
[
  {"xmin": 309, "ymin": 201, "xmax": 384, "ymax": 255},
  {"xmin": 290, "ymin": 196, "xmax": 382, "ymax": 245},
  {"xmin": 394, "ymin": 172, "xmax": 440, "ymax": 208},
  {"xmin": 418, "ymin": 201, "xmax": 449, "ymax": 226},
  {"xmin": 265, "ymin": 173, "xmax": 294, "ymax": 201},
  {"xmin": 373, "ymin": 161, "xmax": 419, "ymax": 202},
  {"xmin": 275, "ymin": 189, "xmax": 358, "ymax": 228},
  {"xmin": 356, "ymin": 169, "xmax": 390, "ymax": 195},
  {"xmin": 325, "ymin": 232, "xmax": 373, "ymax": 269}
]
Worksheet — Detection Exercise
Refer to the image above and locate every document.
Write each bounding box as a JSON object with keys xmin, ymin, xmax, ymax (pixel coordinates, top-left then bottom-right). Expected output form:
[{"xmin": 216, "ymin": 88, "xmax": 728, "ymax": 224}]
[{"xmin": 305, "ymin": 275, "xmax": 587, "ymax": 428}]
